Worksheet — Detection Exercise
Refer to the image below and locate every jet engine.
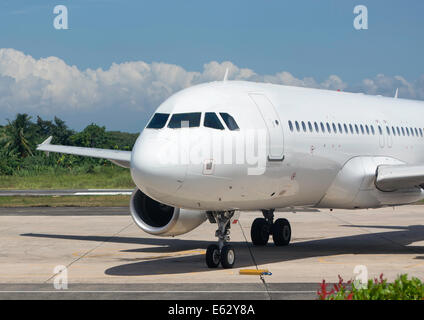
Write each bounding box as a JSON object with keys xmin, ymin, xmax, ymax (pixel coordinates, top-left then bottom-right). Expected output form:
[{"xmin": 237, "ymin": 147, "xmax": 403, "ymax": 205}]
[{"xmin": 129, "ymin": 189, "xmax": 207, "ymax": 236}]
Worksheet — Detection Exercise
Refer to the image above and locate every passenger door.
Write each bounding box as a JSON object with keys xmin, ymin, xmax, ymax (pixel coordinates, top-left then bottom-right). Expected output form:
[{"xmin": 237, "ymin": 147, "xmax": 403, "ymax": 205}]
[
  {"xmin": 385, "ymin": 124, "xmax": 393, "ymax": 148},
  {"xmin": 378, "ymin": 124, "xmax": 385, "ymax": 148},
  {"xmin": 249, "ymin": 93, "xmax": 284, "ymax": 161}
]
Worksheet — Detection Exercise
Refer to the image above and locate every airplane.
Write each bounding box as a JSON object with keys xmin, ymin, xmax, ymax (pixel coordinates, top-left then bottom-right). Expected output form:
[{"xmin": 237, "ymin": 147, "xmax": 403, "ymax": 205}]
[{"xmin": 37, "ymin": 79, "xmax": 424, "ymax": 269}]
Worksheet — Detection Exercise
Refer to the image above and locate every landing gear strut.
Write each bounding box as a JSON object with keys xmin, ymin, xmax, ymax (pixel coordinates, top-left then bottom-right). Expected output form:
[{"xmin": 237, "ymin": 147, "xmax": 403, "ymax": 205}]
[
  {"xmin": 251, "ymin": 209, "xmax": 291, "ymax": 246},
  {"xmin": 206, "ymin": 211, "xmax": 236, "ymax": 269}
]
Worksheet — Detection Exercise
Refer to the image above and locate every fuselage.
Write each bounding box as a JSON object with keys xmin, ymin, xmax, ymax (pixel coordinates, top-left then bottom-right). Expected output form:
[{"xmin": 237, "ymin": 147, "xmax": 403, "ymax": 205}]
[{"xmin": 131, "ymin": 81, "xmax": 424, "ymax": 211}]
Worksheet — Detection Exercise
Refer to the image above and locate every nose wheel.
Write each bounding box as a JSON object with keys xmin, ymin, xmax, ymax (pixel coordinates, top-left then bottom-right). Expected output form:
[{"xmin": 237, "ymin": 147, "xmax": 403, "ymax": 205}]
[
  {"xmin": 205, "ymin": 244, "xmax": 221, "ymax": 268},
  {"xmin": 251, "ymin": 209, "xmax": 291, "ymax": 246},
  {"xmin": 206, "ymin": 244, "xmax": 235, "ymax": 268},
  {"xmin": 205, "ymin": 211, "xmax": 236, "ymax": 269}
]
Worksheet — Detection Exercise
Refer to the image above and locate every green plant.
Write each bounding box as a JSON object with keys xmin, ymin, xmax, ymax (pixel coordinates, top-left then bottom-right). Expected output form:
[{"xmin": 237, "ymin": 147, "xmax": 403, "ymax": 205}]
[
  {"xmin": 318, "ymin": 274, "xmax": 424, "ymax": 300},
  {"xmin": 2, "ymin": 113, "xmax": 35, "ymax": 158},
  {"xmin": 0, "ymin": 114, "xmax": 139, "ymax": 179}
]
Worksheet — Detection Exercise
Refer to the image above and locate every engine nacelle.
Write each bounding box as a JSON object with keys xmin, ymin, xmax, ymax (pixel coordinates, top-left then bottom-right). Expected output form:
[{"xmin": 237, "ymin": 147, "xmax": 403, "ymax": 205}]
[{"xmin": 129, "ymin": 189, "xmax": 207, "ymax": 237}]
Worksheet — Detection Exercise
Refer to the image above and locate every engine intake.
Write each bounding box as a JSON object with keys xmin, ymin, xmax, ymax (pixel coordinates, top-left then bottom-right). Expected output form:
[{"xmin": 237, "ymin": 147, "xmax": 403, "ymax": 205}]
[{"xmin": 130, "ymin": 189, "xmax": 207, "ymax": 236}]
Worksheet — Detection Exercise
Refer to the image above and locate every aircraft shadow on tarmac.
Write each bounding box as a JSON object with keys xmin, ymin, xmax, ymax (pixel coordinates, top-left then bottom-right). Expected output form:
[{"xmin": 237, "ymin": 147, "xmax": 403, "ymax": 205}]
[{"xmin": 21, "ymin": 225, "xmax": 424, "ymax": 277}]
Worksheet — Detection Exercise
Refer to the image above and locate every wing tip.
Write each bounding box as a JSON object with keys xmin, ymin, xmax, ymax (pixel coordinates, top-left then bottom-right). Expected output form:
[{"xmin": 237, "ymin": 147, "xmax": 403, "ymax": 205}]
[
  {"xmin": 41, "ymin": 136, "xmax": 53, "ymax": 145},
  {"xmin": 37, "ymin": 136, "xmax": 53, "ymax": 155},
  {"xmin": 37, "ymin": 136, "xmax": 53, "ymax": 148}
]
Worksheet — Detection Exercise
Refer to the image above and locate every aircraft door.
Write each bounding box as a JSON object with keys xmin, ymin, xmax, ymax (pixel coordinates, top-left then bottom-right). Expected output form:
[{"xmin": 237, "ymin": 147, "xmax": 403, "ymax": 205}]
[
  {"xmin": 385, "ymin": 124, "xmax": 393, "ymax": 148},
  {"xmin": 249, "ymin": 93, "xmax": 284, "ymax": 161},
  {"xmin": 378, "ymin": 124, "xmax": 385, "ymax": 148},
  {"xmin": 379, "ymin": 121, "xmax": 392, "ymax": 148}
]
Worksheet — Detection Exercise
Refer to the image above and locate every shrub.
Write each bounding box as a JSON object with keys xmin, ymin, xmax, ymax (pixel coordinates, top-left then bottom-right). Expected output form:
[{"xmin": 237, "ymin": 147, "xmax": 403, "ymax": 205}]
[{"xmin": 317, "ymin": 274, "xmax": 424, "ymax": 300}]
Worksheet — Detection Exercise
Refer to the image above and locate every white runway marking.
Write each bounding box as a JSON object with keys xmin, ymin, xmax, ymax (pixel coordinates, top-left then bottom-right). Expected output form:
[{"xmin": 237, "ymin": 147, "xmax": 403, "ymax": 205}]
[
  {"xmin": 0, "ymin": 189, "xmax": 133, "ymax": 197},
  {"xmin": 74, "ymin": 192, "xmax": 132, "ymax": 196}
]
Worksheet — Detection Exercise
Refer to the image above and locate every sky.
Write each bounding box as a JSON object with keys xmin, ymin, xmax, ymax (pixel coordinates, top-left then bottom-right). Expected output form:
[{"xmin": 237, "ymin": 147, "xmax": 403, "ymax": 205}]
[{"xmin": 0, "ymin": 0, "xmax": 423, "ymax": 132}]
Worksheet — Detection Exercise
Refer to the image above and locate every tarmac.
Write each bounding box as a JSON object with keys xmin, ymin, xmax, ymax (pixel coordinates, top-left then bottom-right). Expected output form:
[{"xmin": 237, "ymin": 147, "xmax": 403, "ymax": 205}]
[{"xmin": 0, "ymin": 205, "xmax": 423, "ymax": 299}]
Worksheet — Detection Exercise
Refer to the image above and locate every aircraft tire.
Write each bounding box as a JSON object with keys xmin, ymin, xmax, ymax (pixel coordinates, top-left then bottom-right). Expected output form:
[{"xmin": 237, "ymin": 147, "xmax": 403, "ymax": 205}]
[
  {"xmin": 206, "ymin": 244, "xmax": 221, "ymax": 268},
  {"xmin": 272, "ymin": 218, "xmax": 291, "ymax": 246},
  {"xmin": 251, "ymin": 218, "xmax": 270, "ymax": 246},
  {"xmin": 220, "ymin": 245, "xmax": 235, "ymax": 269}
]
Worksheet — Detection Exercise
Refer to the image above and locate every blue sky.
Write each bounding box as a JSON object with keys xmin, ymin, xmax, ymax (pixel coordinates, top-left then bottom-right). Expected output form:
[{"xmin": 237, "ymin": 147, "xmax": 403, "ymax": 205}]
[{"xmin": 0, "ymin": 0, "xmax": 423, "ymax": 131}]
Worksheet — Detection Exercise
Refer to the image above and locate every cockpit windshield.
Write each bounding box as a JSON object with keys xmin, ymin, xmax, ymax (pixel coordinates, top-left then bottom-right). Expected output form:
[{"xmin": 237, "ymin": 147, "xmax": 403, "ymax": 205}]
[
  {"xmin": 146, "ymin": 111, "xmax": 239, "ymax": 130},
  {"xmin": 146, "ymin": 113, "xmax": 169, "ymax": 129},
  {"xmin": 220, "ymin": 113, "xmax": 240, "ymax": 131},
  {"xmin": 168, "ymin": 112, "xmax": 201, "ymax": 128},
  {"xmin": 204, "ymin": 112, "xmax": 225, "ymax": 130}
]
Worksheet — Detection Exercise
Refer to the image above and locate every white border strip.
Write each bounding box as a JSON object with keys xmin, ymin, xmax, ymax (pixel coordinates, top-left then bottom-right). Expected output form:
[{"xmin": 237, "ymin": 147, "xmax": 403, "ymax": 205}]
[{"xmin": 74, "ymin": 192, "xmax": 132, "ymax": 196}]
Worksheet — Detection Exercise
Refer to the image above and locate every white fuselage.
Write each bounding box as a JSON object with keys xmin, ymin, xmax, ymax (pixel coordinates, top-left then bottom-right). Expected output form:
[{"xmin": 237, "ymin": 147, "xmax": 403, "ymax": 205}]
[{"xmin": 130, "ymin": 81, "xmax": 424, "ymax": 211}]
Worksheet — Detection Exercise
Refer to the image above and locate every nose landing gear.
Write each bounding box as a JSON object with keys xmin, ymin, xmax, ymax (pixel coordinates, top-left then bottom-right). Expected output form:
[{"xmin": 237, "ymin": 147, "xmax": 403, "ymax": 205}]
[
  {"xmin": 205, "ymin": 209, "xmax": 291, "ymax": 268},
  {"xmin": 206, "ymin": 211, "xmax": 236, "ymax": 269},
  {"xmin": 251, "ymin": 209, "xmax": 291, "ymax": 246}
]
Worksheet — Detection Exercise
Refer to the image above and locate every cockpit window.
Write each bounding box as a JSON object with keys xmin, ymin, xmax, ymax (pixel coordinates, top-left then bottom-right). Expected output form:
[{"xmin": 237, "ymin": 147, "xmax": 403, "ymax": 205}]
[
  {"xmin": 204, "ymin": 112, "xmax": 225, "ymax": 130},
  {"xmin": 168, "ymin": 112, "xmax": 201, "ymax": 128},
  {"xmin": 220, "ymin": 113, "xmax": 239, "ymax": 131},
  {"xmin": 146, "ymin": 113, "xmax": 169, "ymax": 129}
]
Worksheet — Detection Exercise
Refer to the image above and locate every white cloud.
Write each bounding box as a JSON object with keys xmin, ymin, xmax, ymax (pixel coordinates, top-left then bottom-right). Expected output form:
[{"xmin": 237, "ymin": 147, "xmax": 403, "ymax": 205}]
[
  {"xmin": 0, "ymin": 48, "xmax": 423, "ymax": 129},
  {"xmin": 353, "ymin": 74, "xmax": 424, "ymax": 99}
]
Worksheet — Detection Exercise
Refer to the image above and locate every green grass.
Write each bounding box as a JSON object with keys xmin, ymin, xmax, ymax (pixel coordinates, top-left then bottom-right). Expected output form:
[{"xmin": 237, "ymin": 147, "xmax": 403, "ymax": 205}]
[
  {"xmin": 0, "ymin": 166, "xmax": 135, "ymax": 190},
  {"xmin": 0, "ymin": 195, "xmax": 131, "ymax": 207}
]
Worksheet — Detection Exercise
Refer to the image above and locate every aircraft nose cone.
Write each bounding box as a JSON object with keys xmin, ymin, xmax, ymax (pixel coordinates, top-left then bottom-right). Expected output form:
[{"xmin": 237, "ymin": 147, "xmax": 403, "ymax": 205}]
[{"xmin": 131, "ymin": 135, "xmax": 187, "ymax": 197}]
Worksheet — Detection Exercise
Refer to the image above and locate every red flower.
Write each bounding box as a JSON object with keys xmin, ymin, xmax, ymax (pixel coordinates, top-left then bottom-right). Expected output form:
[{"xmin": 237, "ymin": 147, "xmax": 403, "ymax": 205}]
[{"xmin": 318, "ymin": 280, "xmax": 331, "ymax": 300}]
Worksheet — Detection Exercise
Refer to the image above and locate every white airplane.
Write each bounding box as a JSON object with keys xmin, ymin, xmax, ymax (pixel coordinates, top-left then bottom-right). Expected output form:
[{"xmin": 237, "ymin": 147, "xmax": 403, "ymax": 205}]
[{"xmin": 38, "ymin": 80, "xmax": 424, "ymax": 269}]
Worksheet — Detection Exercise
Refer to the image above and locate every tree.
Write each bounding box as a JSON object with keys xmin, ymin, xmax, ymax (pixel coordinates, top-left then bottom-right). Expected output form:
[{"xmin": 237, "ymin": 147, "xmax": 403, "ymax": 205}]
[
  {"xmin": 71, "ymin": 123, "xmax": 110, "ymax": 148},
  {"xmin": 35, "ymin": 116, "xmax": 53, "ymax": 137},
  {"xmin": 51, "ymin": 116, "xmax": 74, "ymax": 145},
  {"xmin": 2, "ymin": 114, "xmax": 35, "ymax": 158},
  {"xmin": 35, "ymin": 116, "xmax": 74, "ymax": 145},
  {"xmin": 107, "ymin": 131, "xmax": 139, "ymax": 150},
  {"xmin": 0, "ymin": 125, "xmax": 6, "ymax": 145}
]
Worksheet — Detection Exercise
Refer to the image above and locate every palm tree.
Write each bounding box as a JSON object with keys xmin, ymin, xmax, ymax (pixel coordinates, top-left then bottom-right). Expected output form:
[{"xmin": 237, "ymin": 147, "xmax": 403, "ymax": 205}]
[
  {"xmin": 0, "ymin": 126, "xmax": 6, "ymax": 145},
  {"xmin": 2, "ymin": 114, "xmax": 35, "ymax": 158}
]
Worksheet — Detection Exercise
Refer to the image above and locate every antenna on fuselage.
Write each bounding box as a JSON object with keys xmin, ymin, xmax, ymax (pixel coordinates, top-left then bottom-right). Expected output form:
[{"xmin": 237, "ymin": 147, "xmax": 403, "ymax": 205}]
[
  {"xmin": 394, "ymin": 88, "xmax": 399, "ymax": 99},
  {"xmin": 223, "ymin": 68, "xmax": 229, "ymax": 82}
]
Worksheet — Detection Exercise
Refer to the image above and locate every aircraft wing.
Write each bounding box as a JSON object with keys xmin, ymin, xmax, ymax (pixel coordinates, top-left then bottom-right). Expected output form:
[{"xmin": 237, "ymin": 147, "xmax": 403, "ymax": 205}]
[
  {"xmin": 36, "ymin": 136, "xmax": 132, "ymax": 168},
  {"xmin": 375, "ymin": 164, "xmax": 424, "ymax": 191}
]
